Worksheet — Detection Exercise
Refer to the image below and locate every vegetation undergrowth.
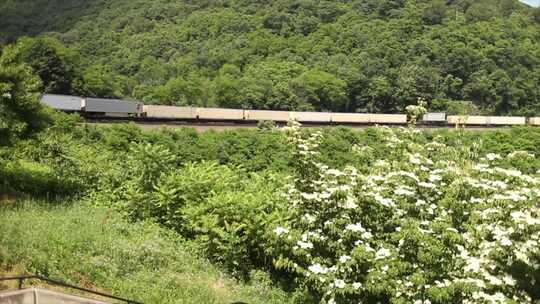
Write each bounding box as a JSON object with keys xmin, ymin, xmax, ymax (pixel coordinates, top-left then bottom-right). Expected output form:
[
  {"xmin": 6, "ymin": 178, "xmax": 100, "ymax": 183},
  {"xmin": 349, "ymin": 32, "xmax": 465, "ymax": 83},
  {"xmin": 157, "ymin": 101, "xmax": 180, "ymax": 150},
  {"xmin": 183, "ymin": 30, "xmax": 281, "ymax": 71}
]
[
  {"xmin": 0, "ymin": 199, "xmax": 292, "ymax": 304},
  {"xmin": 2, "ymin": 105, "xmax": 540, "ymax": 303}
]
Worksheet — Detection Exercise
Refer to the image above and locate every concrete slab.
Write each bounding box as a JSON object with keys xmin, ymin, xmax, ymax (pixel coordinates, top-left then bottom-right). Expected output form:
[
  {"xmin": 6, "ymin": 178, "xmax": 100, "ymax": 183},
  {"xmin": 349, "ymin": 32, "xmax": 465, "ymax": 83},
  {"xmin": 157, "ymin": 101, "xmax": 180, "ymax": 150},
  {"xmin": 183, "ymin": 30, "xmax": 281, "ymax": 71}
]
[{"xmin": 0, "ymin": 288, "xmax": 109, "ymax": 304}]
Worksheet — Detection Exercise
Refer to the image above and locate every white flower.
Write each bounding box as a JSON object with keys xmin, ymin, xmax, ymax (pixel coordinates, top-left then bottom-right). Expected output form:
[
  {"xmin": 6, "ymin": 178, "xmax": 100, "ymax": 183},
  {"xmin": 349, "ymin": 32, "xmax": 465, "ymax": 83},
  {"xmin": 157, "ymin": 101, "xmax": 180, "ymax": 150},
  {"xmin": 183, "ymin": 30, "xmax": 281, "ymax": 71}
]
[
  {"xmin": 343, "ymin": 196, "xmax": 358, "ymax": 209},
  {"xmin": 500, "ymin": 238, "xmax": 512, "ymax": 246},
  {"xmin": 345, "ymin": 223, "xmax": 365, "ymax": 233},
  {"xmin": 300, "ymin": 192, "xmax": 318, "ymax": 200},
  {"xmin": 486, "ymin": 153, "xmax": 501, "ymax": 161},
  {"xmin": 415, "ymin": 199, "xmax": 426, "ymax": 206},
  {"xmin": 409, "ymin": 154, "xmax": 422, "ymax": 165},
  {"xmin": 274, "ymin": 227, "xmax": 289, "ymax": 236},
  {"xmin": 308, "ymin": 264, "xmax": 328, "ymax": 274},
  {"xmin": 394, "ymin": 187, "xmax": 414, "ymax": 196},
  {"xmin": 352, "ymin": 282, "xmax": 362, "ymax": 290},
  {"xmin": 419, "ymin": 182, "xmax": 436, "ymax": 189},
  {"xmin": 375, "ymin": 195, "xmax": 395, "ymax": 207},
  {"xmin": 334, "ymin": 279, "xmax": 346, "ymax": 289},
  {"xmin": 326, "ymin": 169, "xmax": 344, "ymax": 176},
  {"xmin": 361, "ymin": 231, "xmax": 373, "ymax": 239},
  {"xmin": 502, "ymin": 274, "xmax": 516, "ymax": 286},
  {"xmin": 375, "ymin": 247, "xmax": 391, "ymax": 260},
  {"xmin": 428, "ymin": 174, "xmax": 442, "ymax": 182},
  {"xmin": 339, "ymin": 255, "xmax": 351, "ymax": 263},
  {"xmin": 297, "ymin": 241, "xmax": 314, "ymax": 249},
  {"xmin": 328, "ymin": 298, "xmax": 336, "ymax": 304},
  {"xmin": 303, "ymin": 214, "xmax": 316, "ymax": 223}
]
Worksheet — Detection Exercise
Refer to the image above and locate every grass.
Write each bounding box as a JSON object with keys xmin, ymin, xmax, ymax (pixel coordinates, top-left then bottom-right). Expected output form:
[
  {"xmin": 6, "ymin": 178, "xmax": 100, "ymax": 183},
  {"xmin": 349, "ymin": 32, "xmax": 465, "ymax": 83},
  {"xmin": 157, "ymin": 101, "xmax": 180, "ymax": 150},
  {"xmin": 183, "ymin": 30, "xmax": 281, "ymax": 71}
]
[{"xmin": 0, "ymin": 199, "xmax": 293, "ymax": 304}]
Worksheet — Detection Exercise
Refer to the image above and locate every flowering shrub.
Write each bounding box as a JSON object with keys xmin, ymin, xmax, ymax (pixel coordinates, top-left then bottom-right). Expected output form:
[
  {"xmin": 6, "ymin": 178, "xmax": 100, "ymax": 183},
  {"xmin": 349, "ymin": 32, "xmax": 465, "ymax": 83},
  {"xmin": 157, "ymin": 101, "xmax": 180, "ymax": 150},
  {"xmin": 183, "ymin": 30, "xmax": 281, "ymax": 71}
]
[
  {"xmin": 405, "ymin": 98, "xmax": 428, "ymax": 125},
  {"xmin": 271, "ymin": 123, "xmax": 540, "ymax": 304}
]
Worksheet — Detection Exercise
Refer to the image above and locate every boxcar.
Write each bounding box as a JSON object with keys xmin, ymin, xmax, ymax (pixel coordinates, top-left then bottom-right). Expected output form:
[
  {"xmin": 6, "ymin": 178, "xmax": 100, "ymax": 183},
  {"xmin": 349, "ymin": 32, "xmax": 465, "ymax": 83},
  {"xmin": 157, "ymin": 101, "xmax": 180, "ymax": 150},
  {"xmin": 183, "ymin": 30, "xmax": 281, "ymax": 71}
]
[
  {"xmin": 143, "ymin": 105, "xmax": 197, "ymax": 119},
  {"xmin": 41, "ymin": 94, "xmax": 82, "ymax": 112},
  {"xmin": 331, "ymin": 113, "xmax": 371, "ymax": 124},
  {"xmin": 487, "ymin": 116, "xmax": 526, "ymax": 125},
  {"xmin": 529, "ymin": 117, "xmax": 540, "ymax": 126},
  {"xmin": 196, "ymin": 107, "xmax": 245, "ymax": 120},
  {"xmin": 291, "ymin": 111, "xmax": 332, "ymax": 123},
  {"xmin": 370, "ymin": 114, "xmax": 407, "ymax": 124},
  {"xmin": 447, "ymin": 115, "xmax": 489, "ymax": 125},
  {"xmin": 84, "ymin": 98, "xmax": 143, "ymax": 116},
  {"xmin": 245, "ymin": 110, "xmax": 291, "ymax": 122},
  {"xmin": 422, "ymin": 113, "xmax": 446, "ymax": 123}
]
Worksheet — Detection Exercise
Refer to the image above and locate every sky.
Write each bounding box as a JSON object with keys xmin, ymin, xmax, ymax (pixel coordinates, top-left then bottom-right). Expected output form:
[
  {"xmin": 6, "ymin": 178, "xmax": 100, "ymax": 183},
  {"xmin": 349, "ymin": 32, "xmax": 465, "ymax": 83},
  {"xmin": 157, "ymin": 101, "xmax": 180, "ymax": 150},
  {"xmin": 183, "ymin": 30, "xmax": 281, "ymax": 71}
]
[{"xmin": 519, "ymin": 0, "xmax": 540, "ymax": 7}]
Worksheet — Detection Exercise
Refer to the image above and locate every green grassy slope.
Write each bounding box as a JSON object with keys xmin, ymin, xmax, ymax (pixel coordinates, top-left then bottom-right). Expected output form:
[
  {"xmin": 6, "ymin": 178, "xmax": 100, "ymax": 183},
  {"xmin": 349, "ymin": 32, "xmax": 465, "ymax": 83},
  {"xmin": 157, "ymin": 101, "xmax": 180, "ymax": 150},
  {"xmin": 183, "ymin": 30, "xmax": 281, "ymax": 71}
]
[{"xmin": 0, "ymin": 199, "xmax": 292, "ymax": 304}]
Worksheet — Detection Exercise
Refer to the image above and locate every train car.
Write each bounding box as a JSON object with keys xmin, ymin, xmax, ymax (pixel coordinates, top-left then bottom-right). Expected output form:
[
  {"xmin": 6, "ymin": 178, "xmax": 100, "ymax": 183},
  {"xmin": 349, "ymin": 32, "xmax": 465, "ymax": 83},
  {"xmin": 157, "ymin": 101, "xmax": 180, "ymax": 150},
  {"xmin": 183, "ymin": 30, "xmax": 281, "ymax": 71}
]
[
  {"xmin": 143, "ymin": 105, "xmax": 197, "ymax": 119},
  {"xmin": 244, "ymin": 110, "xmax": 292, "ymax": 122},
  {"xmin": 84, "ymin": 97, "xmax": 143, "ymax": 117},
  {"xmin": 529, "ymin": 117, "xmax": 540, "ymax": 126},
  {"xmin": 330, "ymin": 113, "xmax": 371, "ymax": 124},
  {"xmin": 291, "ymin": 111, "xmax": 332, "ymax": 123},
  {"xmin": 487, "ymin": 116, "xmax": 526, "ymax": 125},
  {"xmin": 196, "ymin": 107, "xmax": 245, "ymax": 121},
  {"xmin": 447, "ymin": 115, "xmax": 489, "ymax": 125},
  {"xmin": 40, "ymin": 94, "xmax": 82, "ymax": 112},
  {"xmin": 370, "ymin": 114, "xmax": 407, "ymax": 124},
  {"xmin": 421, "ymin": 113, "xmax": 446, "ymax": 123}
]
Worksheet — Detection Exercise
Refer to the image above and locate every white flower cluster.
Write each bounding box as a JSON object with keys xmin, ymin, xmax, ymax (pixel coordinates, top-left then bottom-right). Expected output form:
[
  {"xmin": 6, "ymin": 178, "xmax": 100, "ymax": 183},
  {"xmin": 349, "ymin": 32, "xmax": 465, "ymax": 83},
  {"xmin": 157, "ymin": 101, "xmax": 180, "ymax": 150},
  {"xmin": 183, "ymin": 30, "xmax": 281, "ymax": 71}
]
[{"xmin": 274, "ymin": 125, "xmax": 540, "ymax": 304}]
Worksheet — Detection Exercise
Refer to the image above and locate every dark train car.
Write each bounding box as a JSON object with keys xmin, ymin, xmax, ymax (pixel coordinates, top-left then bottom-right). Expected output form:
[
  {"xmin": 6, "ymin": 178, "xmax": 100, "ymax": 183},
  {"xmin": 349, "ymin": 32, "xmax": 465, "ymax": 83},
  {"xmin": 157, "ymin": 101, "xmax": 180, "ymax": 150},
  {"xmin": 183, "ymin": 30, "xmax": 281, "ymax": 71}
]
[{"xmin": 84, "ymin": 98, "xmax": 143, "ymax": 117}]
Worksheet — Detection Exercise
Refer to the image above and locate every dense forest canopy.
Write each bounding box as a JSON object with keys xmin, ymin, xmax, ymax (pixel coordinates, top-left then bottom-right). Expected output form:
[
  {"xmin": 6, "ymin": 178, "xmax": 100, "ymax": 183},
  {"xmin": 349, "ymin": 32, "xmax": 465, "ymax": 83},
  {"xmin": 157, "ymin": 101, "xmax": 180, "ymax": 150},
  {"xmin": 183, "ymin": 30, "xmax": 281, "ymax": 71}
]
[{"xmin": 1, "ymin": 0, "xmax": 540, "ymax": 115}]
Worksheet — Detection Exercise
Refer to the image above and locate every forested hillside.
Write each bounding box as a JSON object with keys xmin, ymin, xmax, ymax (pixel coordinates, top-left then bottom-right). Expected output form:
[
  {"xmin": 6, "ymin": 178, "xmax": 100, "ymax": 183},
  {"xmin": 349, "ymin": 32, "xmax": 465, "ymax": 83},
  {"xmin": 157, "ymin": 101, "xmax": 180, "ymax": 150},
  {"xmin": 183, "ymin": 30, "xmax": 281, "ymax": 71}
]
[{"xmin": 1, "ymin": 0, "xmax": 540, "ymax": 114}]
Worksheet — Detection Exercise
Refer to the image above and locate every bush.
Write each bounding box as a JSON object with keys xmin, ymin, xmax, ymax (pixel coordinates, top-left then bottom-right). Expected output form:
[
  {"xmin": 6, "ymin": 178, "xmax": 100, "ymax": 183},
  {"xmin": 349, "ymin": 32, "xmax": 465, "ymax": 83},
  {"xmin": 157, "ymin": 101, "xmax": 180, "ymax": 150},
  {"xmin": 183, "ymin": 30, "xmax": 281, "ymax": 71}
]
[
  {"xmin": 120, "ymin": 160, "xmax": 289, "ymax": 277},
  {"xmin": 268, "ymin": 124, "xmax": 540, "ymax": 304}
]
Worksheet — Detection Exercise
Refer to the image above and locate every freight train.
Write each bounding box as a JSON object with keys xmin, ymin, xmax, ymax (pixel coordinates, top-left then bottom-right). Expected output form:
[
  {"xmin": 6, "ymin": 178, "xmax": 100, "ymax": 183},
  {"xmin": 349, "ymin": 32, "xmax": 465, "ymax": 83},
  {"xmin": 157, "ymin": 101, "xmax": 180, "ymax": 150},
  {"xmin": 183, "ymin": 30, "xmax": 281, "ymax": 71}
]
[{"xmin": 41, "ymin": 94, "xmax": 540, "ymax": 127}]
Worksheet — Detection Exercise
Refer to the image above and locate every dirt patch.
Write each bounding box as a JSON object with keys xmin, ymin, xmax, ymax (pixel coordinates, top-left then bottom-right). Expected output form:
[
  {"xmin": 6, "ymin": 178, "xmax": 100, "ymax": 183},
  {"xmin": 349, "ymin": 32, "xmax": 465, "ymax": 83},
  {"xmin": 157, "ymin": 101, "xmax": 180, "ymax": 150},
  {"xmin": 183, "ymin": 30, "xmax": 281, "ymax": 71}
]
[
  {"xmin": 0, "ymin": 265, "xmax": 27, "ymax": 290},
  {"xmin": 0, "ymin": 193, "xmax": 18, "ymax": 207},
  {"xmin": 212, "ymin": 276, "xmax": 232, "ymax": 301}
]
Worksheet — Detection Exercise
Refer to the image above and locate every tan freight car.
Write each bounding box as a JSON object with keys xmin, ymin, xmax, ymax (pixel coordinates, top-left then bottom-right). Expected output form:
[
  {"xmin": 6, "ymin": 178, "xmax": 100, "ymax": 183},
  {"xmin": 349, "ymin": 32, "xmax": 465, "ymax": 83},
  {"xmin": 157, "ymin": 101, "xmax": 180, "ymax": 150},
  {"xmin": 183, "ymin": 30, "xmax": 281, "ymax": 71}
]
[
  {"xmin": 330, "ymin": 113, "xmax": 371, "ymax": 124},
  {"xmin": 370, "ymin": 114, "xmax": 407, "ymax": 124},
  {"xmin": 245, "ymin": 110, "xmax": 292, "ymax": 122},
  {"xmin": 143, "ymin": 105, "xmax": 197, "ymax": 119},
  {"xmin": 528, "ymin": 117, "xmax": 540, "ymax": 126},
  {"xmin": 196, "ymin": 107, "xmax": 245, "ymax": 120},
  {"xmin": 447, "ymin": 115, "xmax": 489, "ymax": 125},
  {"xmin": 487, "ymin": 116, "xmax": 526, "ymax": 125},
  {"xmin": 291, "ymin": 111, "xmax": 332, "ymax": 123}
]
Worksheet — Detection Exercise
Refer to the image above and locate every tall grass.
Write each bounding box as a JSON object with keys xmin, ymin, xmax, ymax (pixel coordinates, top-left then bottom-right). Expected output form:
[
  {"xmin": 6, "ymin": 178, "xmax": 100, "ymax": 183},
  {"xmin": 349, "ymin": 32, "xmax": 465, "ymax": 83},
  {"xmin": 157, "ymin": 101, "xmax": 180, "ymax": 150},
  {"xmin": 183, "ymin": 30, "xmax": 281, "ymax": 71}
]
[{"xmin": 0, "ymin": 200, "xmax": 292, "ymax": 304}]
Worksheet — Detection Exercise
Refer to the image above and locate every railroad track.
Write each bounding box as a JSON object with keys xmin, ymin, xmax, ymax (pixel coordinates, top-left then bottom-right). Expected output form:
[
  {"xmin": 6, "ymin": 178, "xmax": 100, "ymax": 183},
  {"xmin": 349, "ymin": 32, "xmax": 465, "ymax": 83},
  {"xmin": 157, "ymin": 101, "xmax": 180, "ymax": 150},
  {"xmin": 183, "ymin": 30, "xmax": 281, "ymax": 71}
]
[{"xmin": 81, "ymin": 119, "xmax": 519, "ymax": 132}]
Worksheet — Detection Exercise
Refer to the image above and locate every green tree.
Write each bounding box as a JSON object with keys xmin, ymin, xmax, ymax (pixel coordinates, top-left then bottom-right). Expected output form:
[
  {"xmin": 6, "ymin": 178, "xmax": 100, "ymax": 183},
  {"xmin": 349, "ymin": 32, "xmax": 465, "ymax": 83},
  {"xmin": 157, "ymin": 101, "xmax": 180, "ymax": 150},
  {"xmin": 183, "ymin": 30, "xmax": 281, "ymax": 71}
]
[
  {"xmin": 0, "ymin": 64, "xmax": 49, "ymax": 145},
  {"xmin": 0, "ymin": 37, "xmax": 79, "ymax": 94},
  {"xmin": 291, "ymin": 70, "xmax": 348, "ymax": 111},
  {"xmin": 465, "ymin": 2, "xmax": 498, "ymax": 22},
  {"xmin": 212, "ymin": 64, "xmax": 243, "ymax": 108},
  {"xmin": 239, "ymin": 59, "xmax": 307, "ymax": 110},
  {"xmin": 534, "ymin": 7, "xmax": 540, "ymax": 24},
  {"xmin": 76, "ymin": 64, "xmax": 123, "ymax": 98},
  {"xmin": 422, "ymin": 0, "xmax": 448, "ymax": 25},
  {"xmin": 152, "ymin": 76, "xmax": 211, "ymax": 107}
]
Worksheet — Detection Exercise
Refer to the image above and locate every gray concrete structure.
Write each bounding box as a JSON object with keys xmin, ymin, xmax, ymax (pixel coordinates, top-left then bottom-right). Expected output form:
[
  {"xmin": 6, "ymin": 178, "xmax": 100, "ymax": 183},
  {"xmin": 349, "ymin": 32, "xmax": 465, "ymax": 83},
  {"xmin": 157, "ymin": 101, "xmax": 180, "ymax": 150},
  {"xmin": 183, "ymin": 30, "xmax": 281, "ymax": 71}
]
[{"xmin": 0, "ymin": 288, "xmax": 109, "ymax": 304}]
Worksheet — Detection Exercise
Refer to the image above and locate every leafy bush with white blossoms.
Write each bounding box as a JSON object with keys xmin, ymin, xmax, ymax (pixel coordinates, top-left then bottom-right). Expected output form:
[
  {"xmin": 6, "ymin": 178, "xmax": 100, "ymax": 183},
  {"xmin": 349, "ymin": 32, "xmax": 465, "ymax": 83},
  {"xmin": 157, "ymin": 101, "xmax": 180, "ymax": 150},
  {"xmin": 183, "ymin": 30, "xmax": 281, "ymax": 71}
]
[{"xmin": 271, "ymin": 123, "xmax": 540, "ymax": 304}]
